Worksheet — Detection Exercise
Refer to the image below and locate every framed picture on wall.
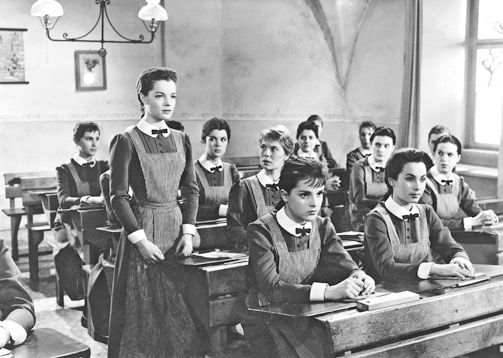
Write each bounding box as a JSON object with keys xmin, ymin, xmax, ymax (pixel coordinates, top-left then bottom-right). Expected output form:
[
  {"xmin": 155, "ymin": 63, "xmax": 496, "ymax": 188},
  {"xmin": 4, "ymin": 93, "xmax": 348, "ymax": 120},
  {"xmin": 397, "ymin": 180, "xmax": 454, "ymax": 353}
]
[
  {"xmin": 0, "ymin": 28, "xmax": 29, "ymax": 84},
  {"xmin": 74, "ymin": 50, "xmax": 106, "ymax": 91}
]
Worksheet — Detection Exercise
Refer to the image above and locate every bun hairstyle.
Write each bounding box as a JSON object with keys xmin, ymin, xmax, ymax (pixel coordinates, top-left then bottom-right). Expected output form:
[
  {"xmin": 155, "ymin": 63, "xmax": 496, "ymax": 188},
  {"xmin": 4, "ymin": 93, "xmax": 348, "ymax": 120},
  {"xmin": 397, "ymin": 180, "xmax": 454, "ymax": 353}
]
[
  {"xmin": 428, "ymin": 124, "xmax": 450, "ymax": 142},
  {"xmin": 384, "ymin": 148, "xmax": 430, "ymax": 192},
  {"xmin": 370, "ymin": 126, "xmax": 396, "ymax": 145},
  {"xmin": 73, "ymin": 121, "xmax": 100, "ymax": 143},
  {"xmin": 432, "ymin": 134, "xmax": 462, "ymax": 155},
  {"xmin": 136, "ymin": 67, "xmax": 178, "ymax": 116},
  {"xmin": 359, "ymin": 120, "xmax": 377, "ymax": 132},
  {"xmin": 201, "ymin": 117, "xmax": 231, "ymax": 143},
  {"xmin": 275, "ymin": 157, "xmax": 328, "ymax": 209}
]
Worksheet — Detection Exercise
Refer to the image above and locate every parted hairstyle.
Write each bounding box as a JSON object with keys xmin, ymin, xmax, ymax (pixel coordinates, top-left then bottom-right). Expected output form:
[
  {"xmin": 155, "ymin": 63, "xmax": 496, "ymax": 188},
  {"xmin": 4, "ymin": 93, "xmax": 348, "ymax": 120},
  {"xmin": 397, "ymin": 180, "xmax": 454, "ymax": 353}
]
[
  {"xmin": 258, "ymin": 125, "xmax": 295, "ymax": 156},
  {"xmin": 73, "ymin": 121, "xmax": 100, "ymax": 143},
  {"xmin": 428, "ymin": 125, "xmax": 450, "ymax": 141},
  {"xmin": 359, "ymin": 120, "xmax": 377, "ymax": 132},
  {"xmin": 276, "ymin": 157, "xmax": 329, "ymax": 209},
  {"xmin": 433, "ymin": 134, "xmax": 462, "ymax": 155},
  {"xmin": 306, "ymin": 114, "xmax": 323, "ymax": 125},
  {"xmin": 296, "ymin": 120, "xmax": 319, "ymax": 139},
  {"xmin": 201, "ymin": 117, "xmax": 231, "ymax": 143},
  {"xmin": 370, "ymin": 126, "xmax": 396, "ymax": 145},
  {"xmin": 136, "ymin": 67, "xmax": 178, "ymax": 116},
  {"xmin": 384, "ymin": 148, "xmax": 430, "ymax": 191}
]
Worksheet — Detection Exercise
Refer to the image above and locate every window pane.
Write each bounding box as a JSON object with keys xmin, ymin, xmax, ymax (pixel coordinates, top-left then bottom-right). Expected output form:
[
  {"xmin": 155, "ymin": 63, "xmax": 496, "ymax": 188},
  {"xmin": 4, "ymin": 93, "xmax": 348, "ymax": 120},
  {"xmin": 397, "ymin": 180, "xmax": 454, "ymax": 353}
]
[
  {"xmin": 478, "ymin": 0, "xmax": 503, "ymax": 40},
  {"xmin": 474, "ymin": 48, "xmax": 503, "ymax": 146}
]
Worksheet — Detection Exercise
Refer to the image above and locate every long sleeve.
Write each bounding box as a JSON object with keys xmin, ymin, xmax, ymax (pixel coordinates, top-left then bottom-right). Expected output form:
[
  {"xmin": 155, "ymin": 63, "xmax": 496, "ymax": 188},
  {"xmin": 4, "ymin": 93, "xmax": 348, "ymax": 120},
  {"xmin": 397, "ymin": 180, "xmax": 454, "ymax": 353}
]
[
  {"xmin": 350, "ymin": 162, "xmax": 379, "ymax": 209},
  {"xmin": 227, "ymin": 180, "xmax": 255, "ymax": 249},
  {"xmin": 459, "ymin": 177, "xmax": 482, "ymax": 217},
  {"xmin": 309, "ymin": 218, "xmax": 360, "ymax": 284},
  {"xmin": 110, "ymin": 134, "xmax": 140, "ymax": 235},
  {"xmin": 321, "ymin": 141, "xmax": 338, "ymax": 169},
  {"xmin": 179, "ymin": 134, "xmax": 199, "ymax": 225},
  {"xmin": 0, "ymin": 242, "xmax": 35, "ymax": 333},
  {"xmin": 426, "ymin": 206, "xmax": 469, "ymax": 262},
  {"xmin": 364, "ymin": 212, "xmax": 423, "ymax": 280},
  {"xmin": 56, "ymin": 166, "xmax": 80, "ymax": 209},
  {"xmin": 248, "ymin": 222, "xmax": 311, "ymax": 304},
  {"xmin": 346, "ymin": 149, "xmax": 361, "ymax": 175}
]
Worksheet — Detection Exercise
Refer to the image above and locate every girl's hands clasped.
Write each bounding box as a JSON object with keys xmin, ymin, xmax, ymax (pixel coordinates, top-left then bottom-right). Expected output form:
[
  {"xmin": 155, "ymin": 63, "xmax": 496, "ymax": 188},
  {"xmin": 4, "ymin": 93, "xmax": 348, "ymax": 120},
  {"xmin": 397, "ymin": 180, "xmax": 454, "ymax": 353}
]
[{"xmin": 324, "ymin": 272, "xmax": 375, "ymax": 301}]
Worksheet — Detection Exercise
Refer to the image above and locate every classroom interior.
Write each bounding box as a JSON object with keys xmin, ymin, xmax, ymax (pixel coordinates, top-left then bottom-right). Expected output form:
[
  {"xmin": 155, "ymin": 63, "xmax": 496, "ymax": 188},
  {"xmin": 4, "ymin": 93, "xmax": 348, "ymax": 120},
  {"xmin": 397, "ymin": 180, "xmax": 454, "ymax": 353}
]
[{"xmin": 1, "ymin": 0, "xmax": 503, "ymax": 357}]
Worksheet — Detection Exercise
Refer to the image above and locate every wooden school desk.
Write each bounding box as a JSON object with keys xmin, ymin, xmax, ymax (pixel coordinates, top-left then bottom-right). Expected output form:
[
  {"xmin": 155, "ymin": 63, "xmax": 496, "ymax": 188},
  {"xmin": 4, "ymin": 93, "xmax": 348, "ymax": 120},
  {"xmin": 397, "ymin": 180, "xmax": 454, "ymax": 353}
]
[
  {"xmin": 249, "ymin": 264, "xmax": 503, "ymax": 357},
  {"xmin": 451, "ymin": 220, "xmax": 503, "ymax": 265}
]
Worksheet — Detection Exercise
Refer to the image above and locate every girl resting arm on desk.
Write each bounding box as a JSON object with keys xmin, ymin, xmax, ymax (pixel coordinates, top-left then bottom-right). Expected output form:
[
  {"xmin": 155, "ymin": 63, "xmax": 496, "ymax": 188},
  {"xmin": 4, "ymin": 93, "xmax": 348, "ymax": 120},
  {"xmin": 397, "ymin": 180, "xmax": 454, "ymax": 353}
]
[
  {"xmin": 364, "ymin": 148, "xmax": 475, "ymax": 282},
  {"xmin": 0, "ymin": 240, "xmax": 35, "ymax": 348}
]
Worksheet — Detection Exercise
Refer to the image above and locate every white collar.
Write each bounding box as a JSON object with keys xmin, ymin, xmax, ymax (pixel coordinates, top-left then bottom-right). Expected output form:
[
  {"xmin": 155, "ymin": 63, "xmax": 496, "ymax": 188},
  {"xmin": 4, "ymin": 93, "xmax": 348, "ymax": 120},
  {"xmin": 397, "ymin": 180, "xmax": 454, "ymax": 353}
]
[
  {"xmin": 136, "ymin": 118, "xmax": 170, "ymax": 138},
  {"xmin": 72, "ymin": 152, "xmax": 96, "ymax": 168},
  {"xmin": 296, "ymin": 149, "xmax": 318, "ymax": 160},
  {"xmin": 359, "ymin": 147, "xmax": 371, "ymax": 156},
  {"xmin": 276, "ymin": 207, "xmax": 313, "ymax": 237},
  {"xmin": 368, "ymin": 155, "xmax": 385, "ymax": 173},
  {"xmin": 384, "ymin": 196, "xmax": 420, "ymax": 220},
  {"xmin": 198, "ymin": 154, "xmax": 223, "ymax": 172},
  {"xmin": 430, "ymin": 165, "xmax": 455, "ymax": 186},
  {"xmin": 256, "ymin": 169, "xmax": 279, "ymax": 187}
]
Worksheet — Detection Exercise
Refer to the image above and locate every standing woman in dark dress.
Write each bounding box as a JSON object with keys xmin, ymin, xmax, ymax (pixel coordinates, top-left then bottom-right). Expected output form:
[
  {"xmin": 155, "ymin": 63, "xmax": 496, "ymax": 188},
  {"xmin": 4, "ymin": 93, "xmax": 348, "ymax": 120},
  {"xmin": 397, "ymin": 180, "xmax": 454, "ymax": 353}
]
[
  {"xmin": 108, "ymin": 67, "xmax": 202, "ymax": 357},
  {"xmin": 227, "ymin": 125, "xmax": 295, "ymax": 251},
  {"xmin": 195, "ymin": 117, "xmax": 240, "ymax": 221}
]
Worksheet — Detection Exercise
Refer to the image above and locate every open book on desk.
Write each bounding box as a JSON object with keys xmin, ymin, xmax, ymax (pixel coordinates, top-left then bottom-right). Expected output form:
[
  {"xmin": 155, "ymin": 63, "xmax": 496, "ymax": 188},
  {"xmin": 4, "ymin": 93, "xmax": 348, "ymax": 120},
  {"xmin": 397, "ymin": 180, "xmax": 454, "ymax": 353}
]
[{"xmin": 173, "ymin": 250, "xmax": 247, "ymax": 266}]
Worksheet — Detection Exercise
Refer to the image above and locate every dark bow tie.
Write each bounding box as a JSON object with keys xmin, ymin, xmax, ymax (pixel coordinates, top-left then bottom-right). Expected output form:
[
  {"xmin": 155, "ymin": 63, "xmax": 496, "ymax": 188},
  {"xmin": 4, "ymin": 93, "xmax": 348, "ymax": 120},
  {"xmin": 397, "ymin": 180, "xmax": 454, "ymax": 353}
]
[
  {"xmin": 441, "ymin": 179, "xmax": 453, "ymax": 185},
  {"xmin": 151, "ymin": 128, "xmax": 168, "ymax": 136},
  {"xmin": 81, "ymin": 161, "xmax": 95, "ymax": 168},
  {"xmin": 375, "ymin": 166, "xmax": 385, "ymax": 173},
  {"xmin": 209, "ymin": 165, "xmax": 223, "ymax": 173},
  {"xmin": 295, "ymin": 227, "xmax": 311, "ymax": 236},
  {"xmin": 266, "ymin": 183, "xmax": 279, "ymax": 190},
  {"xmin": 402, "ymin": 213, "xmax": 419, "ymax": 222}
]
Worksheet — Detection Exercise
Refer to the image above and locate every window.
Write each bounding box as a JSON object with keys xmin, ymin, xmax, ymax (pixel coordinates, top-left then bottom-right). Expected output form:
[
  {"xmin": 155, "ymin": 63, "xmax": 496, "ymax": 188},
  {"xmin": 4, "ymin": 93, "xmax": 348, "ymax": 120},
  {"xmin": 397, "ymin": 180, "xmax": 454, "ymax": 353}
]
[{"xmin": 466, "ymin": 0, "xmax": 503, "ymax": 149}]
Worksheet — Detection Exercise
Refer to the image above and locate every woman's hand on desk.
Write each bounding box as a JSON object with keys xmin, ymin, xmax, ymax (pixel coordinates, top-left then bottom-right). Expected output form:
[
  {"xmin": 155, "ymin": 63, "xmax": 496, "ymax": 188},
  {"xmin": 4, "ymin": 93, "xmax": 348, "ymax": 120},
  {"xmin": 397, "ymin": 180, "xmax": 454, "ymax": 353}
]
[
  {"xmin": 135, "ymin": 240, "xmax": 165, "ymax": 264},
  {"xmin": 80, "ymin": 195, "xmax": 104, "ymax": 205},
  {"xmin": 449, "ymin": 257, "xmax": 474, "ymax": 274},
  {"xmin": 324, "ymin": 277, "xmax": 364, "ymax": 300},
  {"xmin": 175, "ymin": 234, "xmax": 193, "ymax": 257},
  {"xmin": 430, "ymin": 263, "xmax": 475, "ymax": 279},
  {"xmin": 351, "ymin": 271, "xmax": 375, "ymax": 295},
  {"xmin": 0, "ymin": 327, "xmax": 9, "ymax": 348},
  {"xmin": 473, "ymin": 210, "xmax": 498, "ymax": 227},
  {"xmin": 326, "ymin": 175, "xmax": 341, "ymax": 191}
]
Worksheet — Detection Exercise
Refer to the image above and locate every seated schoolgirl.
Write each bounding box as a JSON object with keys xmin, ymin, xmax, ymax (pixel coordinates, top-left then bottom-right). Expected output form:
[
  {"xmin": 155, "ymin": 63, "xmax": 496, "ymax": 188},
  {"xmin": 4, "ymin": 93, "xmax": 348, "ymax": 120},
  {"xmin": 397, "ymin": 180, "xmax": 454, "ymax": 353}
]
[
  {"xmin": 54, "ymin": 121, "xmax": 109, "ymax": 301},
  {"xmin": 227, "ymin": 125, "xmax": 295, "ymax": 251},
  {"xmin": 346, "ymin": 120, "xmax": 376, "ymax": 176},
  {"xmin": 365, "ymin": 148, "xmax": 475, "ymax": 281},
  {"xmin": 301, "ymin": 114, "xmax": 339, "ymax": 169},
  {"xmin": 0, "ymin": 240, "xmax": 35, "ymax": 349},
  {"xmin": 195, "ymin": 117, "xmax": 240, "ymax": 221},
  {"xmin": 420, "ymin": 134, "xmax": 498, "ymax": 230},
  {"xmin": 245, "ymin": 157, "xmax": 374, "ymax": 357},
  {"xmin": 294, "ymin": 120, "xmax": 325, "ymax": 161},
  {"xmin": 349, "ymin": 126, "xmax": 396, "ymax": 231}
]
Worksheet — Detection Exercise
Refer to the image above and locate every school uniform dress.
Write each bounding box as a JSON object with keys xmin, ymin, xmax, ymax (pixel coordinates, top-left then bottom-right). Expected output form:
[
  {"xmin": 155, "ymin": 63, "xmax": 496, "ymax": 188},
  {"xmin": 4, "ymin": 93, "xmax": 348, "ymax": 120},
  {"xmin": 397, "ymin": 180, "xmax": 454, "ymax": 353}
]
[
  {"xmin": 346, "ymin": 147, "xmax": 371, "ymax": 178},
  {"xmin": 55, "ymin": 155, "xmax": 109, "ymax": 300},
  {"xmin": 349, "ymin": 156, "xmax": 388, "ymax": 231},
  {"xmin": 420, "ymin": 166, "xmax": 482, "ymax": 231},
  {"xmin": 227, "ymin": 169, "xmax": 282, "ymax": 251},
  {"xmin": 108, "ymin": 120, "xmax": 202, "ymax": 358},
  {"xmin": 245, "ymin": 208, "xmax": 360, "ymax": 357},
  {"xmin": 194, "ymin": 158, "xmax": 239, "ymax": 221},
  {"xmin": 293, "ymin": 140, "xmax": 338, "ymax": 169},
  {"xmin": 0, "ymin": 240, "xmax": 34, "ymax": 347},
  {"xmin": 364, "ymin": 197, "xmax": 469, "ymax": 281}
]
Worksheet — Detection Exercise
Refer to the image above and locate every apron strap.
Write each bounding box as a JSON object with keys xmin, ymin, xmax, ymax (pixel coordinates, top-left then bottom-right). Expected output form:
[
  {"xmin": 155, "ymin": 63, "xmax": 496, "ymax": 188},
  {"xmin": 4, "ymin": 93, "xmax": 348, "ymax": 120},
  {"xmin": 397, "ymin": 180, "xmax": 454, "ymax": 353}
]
[
  {"xmin": 249, "ymin": 176, "xmax": 269, "ymax": 217},
  {"xmin": 66, "ymin": 161, "xmax": 91, "ymax": 197}
]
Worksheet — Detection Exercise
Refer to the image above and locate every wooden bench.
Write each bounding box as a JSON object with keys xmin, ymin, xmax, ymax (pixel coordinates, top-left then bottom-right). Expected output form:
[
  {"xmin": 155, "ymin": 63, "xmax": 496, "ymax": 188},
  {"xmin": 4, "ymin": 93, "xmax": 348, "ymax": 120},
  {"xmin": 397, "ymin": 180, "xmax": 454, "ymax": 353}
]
[
  {"xmin": 10, "ymin": 327, "xmax": 90, "ymax": 358},
  {"xmin": 2, "ymin": 171, "xmax": 55, "ymax": 261}
]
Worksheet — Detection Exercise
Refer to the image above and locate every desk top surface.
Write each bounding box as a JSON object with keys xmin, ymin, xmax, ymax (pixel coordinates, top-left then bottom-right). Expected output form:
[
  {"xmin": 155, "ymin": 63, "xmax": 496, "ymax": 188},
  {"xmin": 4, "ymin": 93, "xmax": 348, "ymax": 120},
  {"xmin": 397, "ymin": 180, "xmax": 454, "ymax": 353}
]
[{"xmin": 9, "ymin": 328, "xmax": 89, "ymax": 358}]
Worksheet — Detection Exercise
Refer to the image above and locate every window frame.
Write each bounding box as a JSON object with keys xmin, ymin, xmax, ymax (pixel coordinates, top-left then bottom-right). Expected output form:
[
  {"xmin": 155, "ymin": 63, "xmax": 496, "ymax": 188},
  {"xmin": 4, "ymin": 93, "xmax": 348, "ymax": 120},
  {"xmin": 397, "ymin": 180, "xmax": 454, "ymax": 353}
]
[{"xmin": 465, "ymin": 0, "xmax": 502, "ymax": 150}]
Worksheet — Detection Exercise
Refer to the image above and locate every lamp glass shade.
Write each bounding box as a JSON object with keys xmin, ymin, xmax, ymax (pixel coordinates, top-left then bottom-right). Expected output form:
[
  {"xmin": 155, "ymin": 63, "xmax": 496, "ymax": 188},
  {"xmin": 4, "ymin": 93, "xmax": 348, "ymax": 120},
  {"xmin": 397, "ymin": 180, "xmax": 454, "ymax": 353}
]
[
  {"xmin": 138, "ymin": 0, "xmax": 168, "ymax": 21},
  {"xmin": 31, "ymin": 0, "xmax": 64, "ymax": 17}
]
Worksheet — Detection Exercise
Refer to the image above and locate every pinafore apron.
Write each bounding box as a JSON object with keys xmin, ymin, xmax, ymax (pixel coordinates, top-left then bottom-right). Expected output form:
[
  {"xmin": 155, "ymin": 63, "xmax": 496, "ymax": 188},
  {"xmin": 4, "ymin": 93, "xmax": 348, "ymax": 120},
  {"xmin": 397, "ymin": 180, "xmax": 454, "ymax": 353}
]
[
  {"xmin": 194, "ymin": 162, "xmax": 233, "ymax": 219},
  {"xmin": 108, "ymin": 128, "xmax": 201, "ymax": 358},
  {"xmin": 426, "ymin": 176, "xmax": 465, "ymax": 220},
  {"xmin": 245, "ymin": 214, "xmax": 321, "ymax": 358}
]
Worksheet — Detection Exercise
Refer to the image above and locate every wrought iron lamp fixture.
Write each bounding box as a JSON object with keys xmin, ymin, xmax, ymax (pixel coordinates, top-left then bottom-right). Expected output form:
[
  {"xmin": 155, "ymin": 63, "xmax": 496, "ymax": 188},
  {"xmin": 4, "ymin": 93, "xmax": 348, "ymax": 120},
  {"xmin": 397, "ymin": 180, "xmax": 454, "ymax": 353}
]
[{"xmin": 30, "ymin": 0, "xmax": 167, "ymax": 57}]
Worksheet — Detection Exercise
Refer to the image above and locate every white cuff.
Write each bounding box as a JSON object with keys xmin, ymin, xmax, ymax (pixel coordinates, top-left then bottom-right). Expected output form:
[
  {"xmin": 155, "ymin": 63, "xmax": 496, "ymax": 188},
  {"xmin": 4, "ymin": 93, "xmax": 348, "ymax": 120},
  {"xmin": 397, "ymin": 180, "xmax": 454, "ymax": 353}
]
[
  {"xmin": 309, "ymin": 282, "xmax": 328, "ymax": 302},
  {"xmin": 218, "ymin": 204, "xmax": 228, "ymax": 217},
  {"xmin": 463, "ymin": 217, "xmax": 473, "ymax": 231},
  {"xmin": 417, "ymin": 262, "xmax": 434, "ymax": 279},
  {"xmin": 182, "ymin": 224, "xmax": 196, "ymax": 236},
  {"xmin": 80, "ymin": 195, "xmax": 90, "ymax": 204},
  {"xmin": 0, "ymin": 320, "xmax": 27, "ymax": 346},
  {"xmin": 127, "ymin": 229, "xmax": 147, "ymax": 244}
]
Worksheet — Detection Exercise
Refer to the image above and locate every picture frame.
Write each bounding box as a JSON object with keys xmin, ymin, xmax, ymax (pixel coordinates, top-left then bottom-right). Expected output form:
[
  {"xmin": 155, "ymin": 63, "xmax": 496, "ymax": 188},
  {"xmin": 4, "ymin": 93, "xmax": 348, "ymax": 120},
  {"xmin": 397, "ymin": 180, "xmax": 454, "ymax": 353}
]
[
  {"xmin": 74, "ymin": 50, "xmax": 107, "ymax": 91},
  {"xmin": 0, "ymin": 28, "xmax": 29, "ymax": 84}
]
